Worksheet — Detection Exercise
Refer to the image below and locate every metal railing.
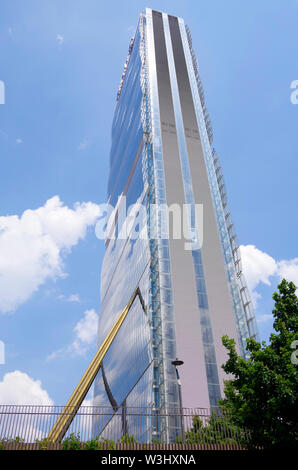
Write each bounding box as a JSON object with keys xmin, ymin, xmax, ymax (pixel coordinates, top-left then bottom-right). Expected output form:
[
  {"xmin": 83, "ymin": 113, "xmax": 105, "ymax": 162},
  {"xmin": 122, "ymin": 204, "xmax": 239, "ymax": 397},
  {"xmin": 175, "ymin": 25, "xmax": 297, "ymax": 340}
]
[{"xmin": 0, "ymin": 405, "xmax": 249, "ymax": 446}]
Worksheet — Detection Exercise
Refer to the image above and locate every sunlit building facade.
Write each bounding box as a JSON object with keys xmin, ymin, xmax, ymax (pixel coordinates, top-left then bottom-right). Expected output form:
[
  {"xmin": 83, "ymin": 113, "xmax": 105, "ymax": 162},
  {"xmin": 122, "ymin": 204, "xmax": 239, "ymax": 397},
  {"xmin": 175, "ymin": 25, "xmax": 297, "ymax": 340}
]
[{"xmin": 93, "ymin": 8, "xmax": 258, "ymax": 441}]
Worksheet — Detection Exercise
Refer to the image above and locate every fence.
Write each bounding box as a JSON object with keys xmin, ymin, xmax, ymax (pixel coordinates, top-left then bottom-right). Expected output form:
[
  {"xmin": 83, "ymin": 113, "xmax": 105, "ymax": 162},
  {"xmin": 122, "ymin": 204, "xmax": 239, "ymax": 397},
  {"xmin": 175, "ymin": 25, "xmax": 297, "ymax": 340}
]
[{"xmin": 0, "ymin": 405, "xmax": 249, "ymax": 447}]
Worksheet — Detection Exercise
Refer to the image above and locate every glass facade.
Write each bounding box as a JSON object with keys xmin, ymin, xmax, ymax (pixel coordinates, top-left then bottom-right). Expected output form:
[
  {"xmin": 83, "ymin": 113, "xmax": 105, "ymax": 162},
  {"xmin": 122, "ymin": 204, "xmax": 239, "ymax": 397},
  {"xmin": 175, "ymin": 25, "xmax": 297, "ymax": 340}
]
[
  {"xmin": 93, "ymin": 9, "xmax": 259, "ymax": 442},
  {"xmin": 93, "ymin": 14, "xmax": 178, "ymax": 441}
]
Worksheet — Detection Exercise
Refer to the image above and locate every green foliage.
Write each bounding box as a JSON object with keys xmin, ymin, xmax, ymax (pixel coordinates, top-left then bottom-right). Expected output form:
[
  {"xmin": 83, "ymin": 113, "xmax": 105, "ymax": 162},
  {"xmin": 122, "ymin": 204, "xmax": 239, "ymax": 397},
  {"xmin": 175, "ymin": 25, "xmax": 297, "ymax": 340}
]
[
  {"xmin": 0, "ymin": 436, "xmax": 25, "ymax": 449},
  {"xmin": 220, "ymin": 279, "xmax": 298, "ymax": 449},
  {"xmin": 36, "ymin": 437, "xmax": 53, "ymax": 450},
  {"xmin": 84, "ymin": 439, "xmax": 103, "ymax": 450},
  {"xmin": 62, "ymin": 433, "xmax": 81, "ymax": 450},
  {"xmin": 151, "ymin": 438, "xmax": 163, "ymax": 444},
  {"xmin": 185, "ymin": 413, "xmax": 245, "ymax": 445},
  {"xmin": 100, "ymin": 438, "xmax": 115, "ymax": 449},
  {"xmin": 60, "ymin": 434, "xmax": 116, "ymax": 450},
  {"xmin": 120, "ymin": 433, "xmax": 136, "ymax": 444}
]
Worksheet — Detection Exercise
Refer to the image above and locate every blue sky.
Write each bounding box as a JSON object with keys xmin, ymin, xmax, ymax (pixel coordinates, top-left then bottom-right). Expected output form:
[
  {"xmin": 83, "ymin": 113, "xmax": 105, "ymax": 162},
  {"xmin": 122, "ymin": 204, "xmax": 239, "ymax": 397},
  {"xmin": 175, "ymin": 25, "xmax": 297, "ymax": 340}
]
[{"xmin": 0, "ymin": 0, "xmax": 297, "ymax": 407}]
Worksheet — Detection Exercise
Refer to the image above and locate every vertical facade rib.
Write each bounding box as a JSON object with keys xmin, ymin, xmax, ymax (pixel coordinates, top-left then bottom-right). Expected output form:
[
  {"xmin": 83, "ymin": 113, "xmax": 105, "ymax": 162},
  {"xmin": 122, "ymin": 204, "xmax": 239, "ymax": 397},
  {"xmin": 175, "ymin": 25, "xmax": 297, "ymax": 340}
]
[{"xmin": 93, "ymin": 8, "xmax": 259, "ymax": 442}]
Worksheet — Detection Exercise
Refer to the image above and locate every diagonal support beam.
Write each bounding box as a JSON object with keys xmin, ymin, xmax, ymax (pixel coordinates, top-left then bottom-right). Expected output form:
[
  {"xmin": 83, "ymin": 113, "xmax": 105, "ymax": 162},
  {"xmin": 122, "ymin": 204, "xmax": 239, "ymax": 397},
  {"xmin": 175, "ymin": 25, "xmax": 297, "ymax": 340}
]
[{"xmin": 47, "ymin": 288, "xmax": 140, "ymax": 443}]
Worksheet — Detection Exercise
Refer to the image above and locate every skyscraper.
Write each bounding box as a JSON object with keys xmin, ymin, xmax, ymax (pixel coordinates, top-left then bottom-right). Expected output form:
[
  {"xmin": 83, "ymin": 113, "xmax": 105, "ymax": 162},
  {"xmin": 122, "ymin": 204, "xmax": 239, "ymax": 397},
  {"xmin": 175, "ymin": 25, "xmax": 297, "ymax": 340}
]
[{"xmin": 93, "ymin": 8, "xmax": 258, "ymax": 440}]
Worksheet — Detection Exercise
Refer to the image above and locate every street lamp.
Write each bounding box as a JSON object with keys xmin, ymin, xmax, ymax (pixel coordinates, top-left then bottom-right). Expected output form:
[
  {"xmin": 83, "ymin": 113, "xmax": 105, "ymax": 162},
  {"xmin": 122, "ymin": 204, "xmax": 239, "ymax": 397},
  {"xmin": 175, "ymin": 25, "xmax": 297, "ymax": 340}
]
[
  {"xmin": 171, "ymin": 358, "xmax": 184, "ymax": 442},
  {"xmin": 171, "ymin": 359, "xmax": 184, "ymax": 367}
]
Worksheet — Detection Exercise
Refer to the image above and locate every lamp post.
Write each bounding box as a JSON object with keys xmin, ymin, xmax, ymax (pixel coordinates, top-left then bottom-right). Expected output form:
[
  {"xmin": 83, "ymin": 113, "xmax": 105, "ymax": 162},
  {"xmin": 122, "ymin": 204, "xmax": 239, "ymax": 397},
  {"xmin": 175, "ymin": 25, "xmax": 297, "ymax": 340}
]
[{"xmin": 171, "ymin": 358, "xmax": 184, "ymax": 442}]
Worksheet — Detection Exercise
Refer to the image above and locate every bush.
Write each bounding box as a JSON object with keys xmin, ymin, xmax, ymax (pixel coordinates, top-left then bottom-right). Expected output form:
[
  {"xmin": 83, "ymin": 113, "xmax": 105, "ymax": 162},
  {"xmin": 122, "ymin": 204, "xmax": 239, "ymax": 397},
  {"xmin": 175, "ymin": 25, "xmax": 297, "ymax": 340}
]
[
  {"xmin": 62, "ymin": 433, "xmax": 81, "ymax": 450},
  {"xmin": 120, "ymin": 434, "xmax": 136, "ymax": 444},
  {"xmin": 84, "ymin": 439, "xmax": 102, "ymax": 450},
  {"xmin": 36, "ymin": 438, "xmax": 53, "ymax": 450},
  {"xmin": 100, "ymin": 438, "xmax": 115, "ymax": 449}
]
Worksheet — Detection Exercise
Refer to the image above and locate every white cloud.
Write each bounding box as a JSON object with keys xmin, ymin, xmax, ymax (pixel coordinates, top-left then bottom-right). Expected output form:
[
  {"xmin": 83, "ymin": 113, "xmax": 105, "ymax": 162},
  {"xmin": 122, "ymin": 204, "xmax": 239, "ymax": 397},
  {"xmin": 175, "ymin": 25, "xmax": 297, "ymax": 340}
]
[
  {"xmin": 0, "ymin": 371, "xmax": 53, "ymax": 405},
  {"xmin": 68, "ymin": 294, "xmax": 80, "ymax": 303},
  {"xmin": 92, "ymin": 392, "xmax": 106, "ymax": 407},
  {"xmin": 73, "ymin": 309, "xmax": 98, "ymax": 345},
  {"xmin": 277, "ymin": 258, "xmax": 298, "ymax": 287},
  {"xmin": 0, "ymin": 196, "xmax": 101, "ymax": 313},
  {"xmin": 16, "ymin": 138, "xmax": 23, "ymax": 144},
  {"xmin": 78, "ymin": 139, "xmax": 90, "ymax": 150},
  {"xmin": 47, "ymin": 308, "xmax": 98, "ymax": 360},
  {"xmin": 240, "ymin": 245, "xmax": 298, "ymax": 306},
  {"xmin": 46, "ymin": 350, "xmax": 60, "ymax": 362},
  {"xmin": 71, "ymin": 308, "xmax": 99, "ymax": 356},
  {"xmin": 81, "ymin": 397, "xmax": 93, "ymax": 407},
  {"xmin": 56, "ymin": 34, "xmax": 64, "ymax": 44},
  {"xmin": 0, "ymin": 371, "xmax": 53, "ymax": 440},
  {"xmin": 240, "ymin": 245, "xmax": 277, "ymax": 292},
  {"xmin": 58, "ymin": 293, "xmax": 80, "ymax": 303}
]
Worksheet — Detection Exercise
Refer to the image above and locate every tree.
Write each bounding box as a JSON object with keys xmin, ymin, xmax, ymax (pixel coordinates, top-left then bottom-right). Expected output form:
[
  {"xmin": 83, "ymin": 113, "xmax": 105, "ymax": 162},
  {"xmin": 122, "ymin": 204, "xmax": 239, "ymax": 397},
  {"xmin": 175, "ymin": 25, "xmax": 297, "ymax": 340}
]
[
  {"xmin": 219, "ymin": 279, "xmax": 298, "ymax": 449},
  {"xmin": 184, "ymin": 412, "xmax": 247, "ymax": 445}
]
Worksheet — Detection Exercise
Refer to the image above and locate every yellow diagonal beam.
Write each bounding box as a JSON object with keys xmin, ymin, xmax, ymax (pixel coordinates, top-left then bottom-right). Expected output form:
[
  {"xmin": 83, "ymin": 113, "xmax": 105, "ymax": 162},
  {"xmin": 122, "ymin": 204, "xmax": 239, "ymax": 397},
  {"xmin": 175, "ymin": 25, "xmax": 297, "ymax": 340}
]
[{"xmin": 48, "ymin": 289, "xmax": 139, "ymax": 443}]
